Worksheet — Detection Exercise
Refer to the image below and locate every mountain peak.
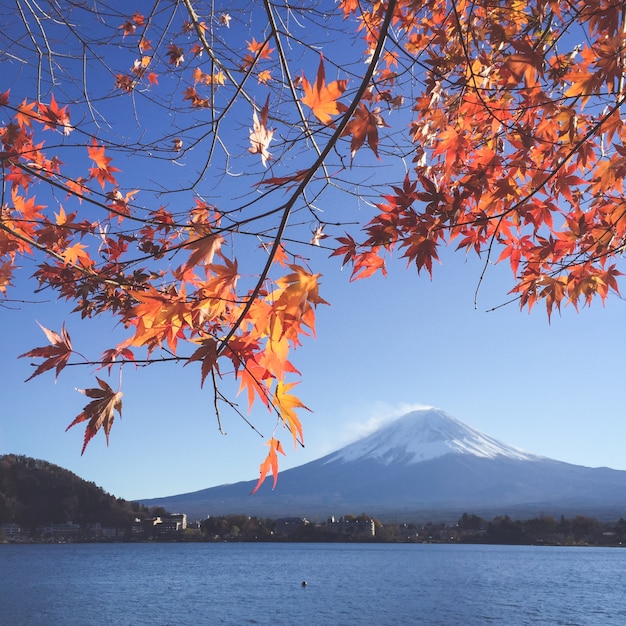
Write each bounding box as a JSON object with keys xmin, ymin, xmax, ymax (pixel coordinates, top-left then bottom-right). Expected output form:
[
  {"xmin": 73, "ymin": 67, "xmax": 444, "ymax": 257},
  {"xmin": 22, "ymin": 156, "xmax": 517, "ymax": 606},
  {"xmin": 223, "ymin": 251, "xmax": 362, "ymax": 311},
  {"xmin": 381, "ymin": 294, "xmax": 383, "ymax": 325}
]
[
  {"xmin": 324, "ymin": 408, "xmax": 540, "ymax": 466},
  {"xmin": 141, "ymin": 406, "xmax": 626, "ymax": 521}
]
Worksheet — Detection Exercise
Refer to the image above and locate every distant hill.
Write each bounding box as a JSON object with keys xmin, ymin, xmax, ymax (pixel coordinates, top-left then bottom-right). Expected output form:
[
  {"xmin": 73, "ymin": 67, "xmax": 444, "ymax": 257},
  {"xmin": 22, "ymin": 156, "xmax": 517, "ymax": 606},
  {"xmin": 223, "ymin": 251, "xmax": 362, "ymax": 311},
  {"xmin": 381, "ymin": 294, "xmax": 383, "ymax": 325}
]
[
  {"xmin": 0, "ymin": 454, "xmax": 151, "ymax": 529},
  {"xmin": 140, "ymin": 409, "xmax": 626, "ymax": 521}
]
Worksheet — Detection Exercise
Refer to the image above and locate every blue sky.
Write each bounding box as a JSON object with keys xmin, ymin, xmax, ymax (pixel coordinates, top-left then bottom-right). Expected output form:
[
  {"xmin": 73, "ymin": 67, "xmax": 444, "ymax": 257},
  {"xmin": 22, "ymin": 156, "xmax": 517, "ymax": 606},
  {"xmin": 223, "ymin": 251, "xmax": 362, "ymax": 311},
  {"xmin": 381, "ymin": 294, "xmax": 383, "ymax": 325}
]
[{"xmin": 2, "ymin": 2, "xmax": 626, "ymax": 502}]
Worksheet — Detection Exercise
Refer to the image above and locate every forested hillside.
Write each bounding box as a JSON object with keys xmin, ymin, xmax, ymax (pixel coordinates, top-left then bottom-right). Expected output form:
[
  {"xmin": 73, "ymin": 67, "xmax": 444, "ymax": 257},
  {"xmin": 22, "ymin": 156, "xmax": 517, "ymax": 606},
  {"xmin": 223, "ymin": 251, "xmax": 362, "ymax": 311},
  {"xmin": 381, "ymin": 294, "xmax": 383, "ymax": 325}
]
[{"xmin": 0, "ymin": 455, "xmax": 148, "ymax": 528}]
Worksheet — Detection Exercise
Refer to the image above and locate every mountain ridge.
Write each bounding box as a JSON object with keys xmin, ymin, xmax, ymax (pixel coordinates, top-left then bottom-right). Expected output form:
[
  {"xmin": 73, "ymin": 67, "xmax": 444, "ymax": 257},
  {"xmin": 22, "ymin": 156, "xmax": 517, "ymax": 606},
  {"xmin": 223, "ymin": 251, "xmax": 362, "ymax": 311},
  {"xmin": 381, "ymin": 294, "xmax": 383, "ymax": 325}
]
[{"xmin": 140, "ymin": 408, "xmax": 626, "ymax": 521}]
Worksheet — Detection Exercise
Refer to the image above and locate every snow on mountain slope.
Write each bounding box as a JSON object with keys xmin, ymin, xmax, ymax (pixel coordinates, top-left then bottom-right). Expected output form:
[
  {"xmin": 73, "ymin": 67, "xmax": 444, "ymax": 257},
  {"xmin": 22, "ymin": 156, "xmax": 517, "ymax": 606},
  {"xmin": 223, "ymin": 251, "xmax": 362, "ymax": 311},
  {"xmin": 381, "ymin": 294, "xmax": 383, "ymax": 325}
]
[{"xmin": 324, "ymin": 408, "xmax": 541, "ymax": 465}]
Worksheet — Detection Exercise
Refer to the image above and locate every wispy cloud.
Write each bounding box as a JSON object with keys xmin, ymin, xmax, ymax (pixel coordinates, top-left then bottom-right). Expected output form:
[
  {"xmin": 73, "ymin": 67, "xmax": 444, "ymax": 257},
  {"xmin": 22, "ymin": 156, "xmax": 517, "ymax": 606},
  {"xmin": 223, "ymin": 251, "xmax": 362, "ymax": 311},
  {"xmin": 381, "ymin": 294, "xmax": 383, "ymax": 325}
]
[{"xmin": 316, "ymin": 401, "xmax": 435, "ymax": 456}]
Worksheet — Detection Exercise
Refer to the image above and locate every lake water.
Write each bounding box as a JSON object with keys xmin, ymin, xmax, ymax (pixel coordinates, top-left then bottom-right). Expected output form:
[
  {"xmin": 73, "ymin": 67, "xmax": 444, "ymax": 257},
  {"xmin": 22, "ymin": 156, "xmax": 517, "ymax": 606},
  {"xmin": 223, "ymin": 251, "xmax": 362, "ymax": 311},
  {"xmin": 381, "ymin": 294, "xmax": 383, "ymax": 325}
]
[{"xmin": 1, "ymin": 542, "xmax": 624, "ymax": 625}]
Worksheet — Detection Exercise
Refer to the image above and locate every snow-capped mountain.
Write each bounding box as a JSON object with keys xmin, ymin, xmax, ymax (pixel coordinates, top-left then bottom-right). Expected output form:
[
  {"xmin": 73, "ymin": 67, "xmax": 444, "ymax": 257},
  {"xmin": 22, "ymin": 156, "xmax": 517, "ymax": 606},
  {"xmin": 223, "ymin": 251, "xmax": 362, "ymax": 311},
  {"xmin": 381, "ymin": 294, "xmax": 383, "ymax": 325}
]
[
  {"xmin": 325, "ymin": 408, "xmax": 540, "ymax": 465},
  {"xmin": 141, "ymin": 409, "xmax": 626, "ymax": 520}
]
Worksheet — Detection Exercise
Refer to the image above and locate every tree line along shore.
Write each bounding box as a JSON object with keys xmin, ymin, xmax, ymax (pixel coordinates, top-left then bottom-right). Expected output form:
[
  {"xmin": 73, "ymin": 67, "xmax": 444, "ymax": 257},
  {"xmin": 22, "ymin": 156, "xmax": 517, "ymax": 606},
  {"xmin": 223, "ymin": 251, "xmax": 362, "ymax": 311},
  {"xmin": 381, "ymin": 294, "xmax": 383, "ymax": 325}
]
[
  {"xmin": 3, "ymin": 512, "xmax": 626, "ymax": 547},
  {"xmin": 2, "ymin": 455, "xmax": 625, "ymax": 546}
]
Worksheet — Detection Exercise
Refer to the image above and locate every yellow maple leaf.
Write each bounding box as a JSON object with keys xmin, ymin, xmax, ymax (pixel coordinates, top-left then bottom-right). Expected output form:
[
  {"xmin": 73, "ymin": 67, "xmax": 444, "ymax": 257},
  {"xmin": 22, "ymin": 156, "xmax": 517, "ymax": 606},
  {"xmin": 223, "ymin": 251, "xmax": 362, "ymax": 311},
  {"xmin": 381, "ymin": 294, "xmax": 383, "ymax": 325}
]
[{"xmin": 273, "ymin": 380, "xmax": 308, "ymax": 447}]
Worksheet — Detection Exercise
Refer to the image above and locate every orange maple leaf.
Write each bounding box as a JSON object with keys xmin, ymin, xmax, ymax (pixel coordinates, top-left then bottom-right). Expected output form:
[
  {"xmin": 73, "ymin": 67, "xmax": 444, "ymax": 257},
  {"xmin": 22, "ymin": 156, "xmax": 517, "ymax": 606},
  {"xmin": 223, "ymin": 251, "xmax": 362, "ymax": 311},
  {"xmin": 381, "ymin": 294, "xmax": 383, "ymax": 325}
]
[
  {"xmin": 431, "ymin": 126, "xmax": 469, "ymax": 171},
  {"xmin": 349, "ymin": 249, "xmax": 387, "ymax": 281},
  {"xmin": 236, "ymin": 359, "xmax": 272, "ymax": 412},
  {"xmin": 251, "ymin": 437, "xmax": 285, "ymax": 494},
  {"xmin": 87, "ymin": 139, "xmax": 121, "ymax": 188},
  {"xmin": 66, "ymin": 377, "xmax": 123, "ymax": 454},
  {"xmin": 339, "ymin": 0, "xmax": 359, "ymax": 17},
  {"xmin": 247, "ymin": 38, "xmax": 274, "ymax": 60},
  {"xmin": 19, "ymin": 322, "xmax": 73, "ymax": 381},
  {"xmin": 183, "ymin": 87, "xmax": 211, "ymax": 108},
  {"xmin": 301, "ymin": 55, "xmax": 348, "ymax": 124},
  {"xmin": 65, "ymin": 177, "xmax": 90, "ymax": 202},
  {"xmin": 199, "ymin": 258, "xmax": 239, "ymax": 304},
  {"xmin": 15, "ymin": 99, "xmax": 37, "ymax": 130},
  {"xmin": 61, "ymin": 242, "xmax": 93, "ymax": 268},
  {"xmin": 257, "ymin": 70, "xmax": 272, "ymax": 84}
]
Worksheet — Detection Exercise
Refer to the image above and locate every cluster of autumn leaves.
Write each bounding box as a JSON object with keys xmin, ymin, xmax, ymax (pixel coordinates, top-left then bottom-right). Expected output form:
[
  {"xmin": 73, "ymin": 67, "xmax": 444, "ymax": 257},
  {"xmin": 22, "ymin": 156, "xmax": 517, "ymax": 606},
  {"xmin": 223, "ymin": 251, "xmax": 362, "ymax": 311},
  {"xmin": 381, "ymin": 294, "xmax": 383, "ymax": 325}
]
[
  {"xmin": 2, "ymin": 0, "xmax": 626, "ymax": 490},
  {"xmin": 338, "ymin": 0, "xmax": 626, "ymax": 316}
]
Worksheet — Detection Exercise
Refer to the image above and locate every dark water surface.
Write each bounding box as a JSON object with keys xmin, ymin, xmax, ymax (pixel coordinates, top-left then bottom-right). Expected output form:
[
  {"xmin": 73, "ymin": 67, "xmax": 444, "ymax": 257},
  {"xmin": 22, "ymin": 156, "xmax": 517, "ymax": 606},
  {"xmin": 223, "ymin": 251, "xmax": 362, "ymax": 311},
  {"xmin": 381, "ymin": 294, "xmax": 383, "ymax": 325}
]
[{"xmin": 1, "ymin": 542, "xmax": 624, "ymax": 625}]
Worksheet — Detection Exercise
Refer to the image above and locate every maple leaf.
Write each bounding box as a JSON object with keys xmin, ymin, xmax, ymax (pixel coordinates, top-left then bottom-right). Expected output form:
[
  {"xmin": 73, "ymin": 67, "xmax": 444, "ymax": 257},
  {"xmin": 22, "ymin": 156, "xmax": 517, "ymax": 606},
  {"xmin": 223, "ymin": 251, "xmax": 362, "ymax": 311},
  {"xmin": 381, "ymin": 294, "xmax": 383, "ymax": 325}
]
[
  {"xmin": 187, "ymin": 337, "xmax": 219, "ymax": 387},
  {"xmin": 182, "ymin": 228, "xmax": 225, "ymax": 273},
  {"xmin": 19, "ymin": 322, "xmax": 73, "ymax": 381},
  {"xmin": 257, "ymin": 70, "xmax": 272, "ymax": 84},
  {"xmin": 331, "ymin": 233, "xmax": 358, "ymax": 266},
  {"xmin": 118, "ymin": 11, "xmax": 144, "ymax": 36},
  {"xmin": 255, "ymin": 169, "xmax": 309, "ymax": 188},
  {"xmin": 65, "ymin": 177, "xmax": 89, "ymax": 202},
  {"xmin": 100, "ymin": 347, "xmax": 135, "ymax": 373},
  {"xmin": 12, "ymin": 191, "xmax": 46, "ymax": 220},
  {"xmin": 401, "ymin": 234, "xmax": 440, "ymax": 277},
  {"xmin": 301, "ymin": 55, "xmax": 348, "ymax": 124},
  {"xmin": 339, "ymin": 0, "xmax": 359, "ymax": 17},
  {"xmin": 15, "ymin": 99, "xmax": 37, "ymax": 130},
  {"xmin": 60, "ymin": 242, "xmax": 93, "ymax": 268},
  {"xmin": 349, "ymin": 249, "xmax": 387, "ymax": 281},
  {"xmin": 247, "ymin": 38, "xmax": 274, "ymax": 60},
  {"xmin": 183, "ymin": 87, "xmax": 211, "ymax": 108},
  {"xmin": 0, "ymin": 259, "xmax": 13, "ymax": 295},
  {"xmin": 203, "ymin": 257, "xmax": 239, "ymax": 297},
  {"xmin": 251, "ymin": 437, "xmax": 285, "ymax": 494},
  {"xmin": 341, "ymin": 103, "xmax": 388, "ymax": 160},
  {"xmin": 37, "ymin": 94, "xmax": 73, "ymax": 136},
  {"xmin": 167, "ymin": 45, "xmax": 185, "ymax": 67},
  {"xmin": 503, "ymin": 40, "xmax": 544, "ymax": 88},
  {"xmin": 249, "ymin": 96, "xmax": 274, "ymax": 167},
  {"xmin": 235, "ymin": 356, "xmax": 272, "ymax": 412},
  {"xmin": 123, "ymin": 285, "xmax": 195, "ymax": 354},
  {"xmin": 115, "ymin": 74, "xmax": 134, "ymax": 93},
  {"xmin": 66, "ymin": 377, "xmax": 123, "ymax": 454},
  {"xmin": 131, "ymin": 56, "xmax": 151, "ymax": 77},
  {"xmin": 431, "ymin": 126, "xmax": 469, "ymax": 171},
  {"xmin": 87, "ymin": 139, "xmax": 121, "ymax": 188},
  {"xmin": 310, "ymin": 224, "xmax": 326, "ymax": 246},
  {"xmin": 192, "ymin": 68, "xmax": 224, "ymax": 86},
  {"xmin": 273, "ymin": 381, "xmax": 307, "ymax": 447}
]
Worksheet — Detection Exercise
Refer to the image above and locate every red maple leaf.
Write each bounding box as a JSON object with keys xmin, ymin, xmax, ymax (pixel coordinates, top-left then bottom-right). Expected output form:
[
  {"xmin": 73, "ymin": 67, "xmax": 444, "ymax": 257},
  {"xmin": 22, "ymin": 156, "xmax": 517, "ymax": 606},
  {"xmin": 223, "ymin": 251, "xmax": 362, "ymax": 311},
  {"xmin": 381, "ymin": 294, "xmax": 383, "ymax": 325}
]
[
  {"xmin": 66, "ymin": 377, "xmax": 123, "ymax": 454},
  {"xmin": 19, "ymin": 322, "xmax": 73, "ymax": 381}
]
